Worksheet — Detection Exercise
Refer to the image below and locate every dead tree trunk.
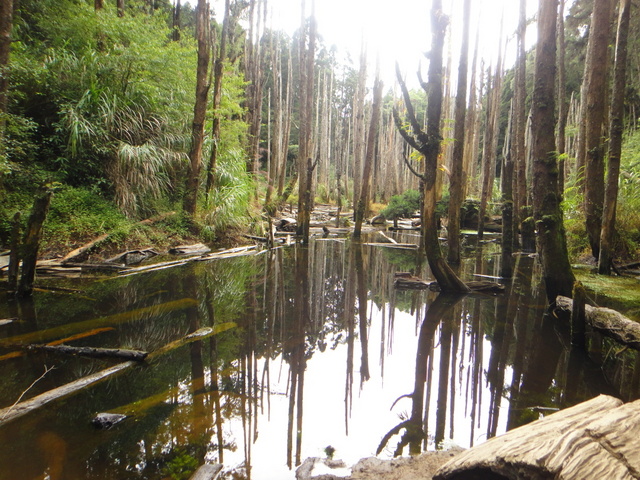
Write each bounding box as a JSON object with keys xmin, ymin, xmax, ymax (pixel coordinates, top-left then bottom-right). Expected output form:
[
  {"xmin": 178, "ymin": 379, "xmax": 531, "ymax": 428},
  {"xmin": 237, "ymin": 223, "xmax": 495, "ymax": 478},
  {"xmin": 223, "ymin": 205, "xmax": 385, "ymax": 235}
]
[
  {"xmin": 556, "ymin": 0, "xmax": 568, "ymax": 196},
  {"xmin": 172, "ymin": 0, "xmax": 181, "ymax": 41},
  {"xmin": 598, "ymin": 0, "xmax": 631, "ymax": 274},
  {"xmin": 17, "ymin": 189, "xmax": 53, "ymax": 297},
  {"xmin": 394, "ymin": 2, "xmax": 470, "ymax": 293},
  {"xmin": 354, "ymin": 76, "xmax": 383, "ymax": 237},
  {"xmin": 7, "ymin": 212, "xmax": 20, "ymax": 291},
  {"xmin": 514, "ymin": 0, "xmax": 528, "ymax": 237},
  {"xmin": 447, "ymin": 0, "xmax": 471, "ymax": 265},
  {"xmin": 117, "ymin": 0, "xmax": 125, "ymax": 17}
]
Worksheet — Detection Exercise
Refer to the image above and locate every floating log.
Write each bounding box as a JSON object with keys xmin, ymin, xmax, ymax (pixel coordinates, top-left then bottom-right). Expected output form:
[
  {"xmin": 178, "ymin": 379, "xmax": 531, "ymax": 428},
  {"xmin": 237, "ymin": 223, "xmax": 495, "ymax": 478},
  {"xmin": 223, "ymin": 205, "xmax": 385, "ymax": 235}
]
[
  {"xmin": 378, "ymin": 231, "xmax": 398, "ymax": 244},
  {"xmin": 0, "ymin": 321, "xmax": 235, "ymax": 426},
  {"xmin": 27, "ymin": 344, "xmax": 148, "ymax": 361},
  {"xmin": 0, "ymin": 361, "xmax": 136, "ymax": 427},
  {"xmin": 189, "ymin": 464, "xmax": 223, "ymax": 480},
  {"xmin": 435, "ymin": 394, "xmax": 640, "ymax": 480},
  {"xmin": 393, "ymin": 274, "xmax": 504, "ymax": 294},
  {"xmin": 363, "ymin": 242, "xmax": 419, "ymax": 250},
  {"xmin": 555, "ymin": 295, "xmax": 640, "ymax": 350},
  {"xmin": 0, "ymin": 318, "xmax": 15, "ymax": 327}
]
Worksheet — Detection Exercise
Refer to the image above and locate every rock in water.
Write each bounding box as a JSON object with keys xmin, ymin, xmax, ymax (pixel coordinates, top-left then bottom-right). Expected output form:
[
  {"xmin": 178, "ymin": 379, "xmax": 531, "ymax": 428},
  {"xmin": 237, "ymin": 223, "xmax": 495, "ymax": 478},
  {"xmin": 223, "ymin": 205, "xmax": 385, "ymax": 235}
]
[{"xmin": 91, "ymin": 412, "xmax": 127, "ymax": 429}]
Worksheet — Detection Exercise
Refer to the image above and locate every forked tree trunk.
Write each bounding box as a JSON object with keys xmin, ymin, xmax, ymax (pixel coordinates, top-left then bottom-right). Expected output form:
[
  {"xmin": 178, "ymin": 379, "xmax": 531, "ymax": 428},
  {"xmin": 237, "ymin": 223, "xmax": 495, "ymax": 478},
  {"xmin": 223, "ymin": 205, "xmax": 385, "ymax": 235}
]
[
  {"xmin": 447, "ymin": 0, "xmax": 471, "ymax": 265},
  {"xmin": 582, "ymin": 0, "xmax": 612, "ymax": 260},
  {"xmin": 183, "ymin": 0, "xmax": 211, "ymax": 220},
  {"xmin": 530, "ymin": 0, "xmax": 575, "ymax": 303},
  {"xmin": 395, "ymin": 2, "xmax": 469, "ymax": 293},
  {"xmin": 598, "ymin": 0, "xmax": 631, "ymax": 274}
]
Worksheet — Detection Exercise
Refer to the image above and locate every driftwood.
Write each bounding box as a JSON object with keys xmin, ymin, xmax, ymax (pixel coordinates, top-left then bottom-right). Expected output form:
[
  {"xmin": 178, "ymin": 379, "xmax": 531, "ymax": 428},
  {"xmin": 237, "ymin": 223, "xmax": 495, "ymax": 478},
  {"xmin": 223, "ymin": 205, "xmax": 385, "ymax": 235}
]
[
  {"xmin": 555, "ymin": 295, "xmax": 640, "ymax": 350},
  {"xmin": 0, "ymin": 322, "xmax": 236, "ymax": 426},
  {"xmin": 189, "ymin": 464, "xmax": 223, "ymax": 480},
  {"xmin": 0, "ymin": 318, "xmax": 15, "ymax": 327},
  {"xmin": 27, "ymin": 344, "xmax": 148, "ymax": 361},
  {"xmin": 0, "ymin": 361, "xmax": 136, "ymax": 427},
  {"xmin": 435, "ymin": 394, "xmax": 640, "ymax": 480},
  {"xmin": 18, "ymin": 190, "xmax": 53, "ymax": 296}
]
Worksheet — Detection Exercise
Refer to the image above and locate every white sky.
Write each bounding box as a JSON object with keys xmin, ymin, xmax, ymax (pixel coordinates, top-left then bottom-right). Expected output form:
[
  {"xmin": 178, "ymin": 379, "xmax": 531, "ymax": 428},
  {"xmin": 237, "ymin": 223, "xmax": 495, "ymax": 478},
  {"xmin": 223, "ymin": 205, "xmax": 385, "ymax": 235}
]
[{"xmin": 207, "ymin": 0, "xmax": 542, "ymax": 88}]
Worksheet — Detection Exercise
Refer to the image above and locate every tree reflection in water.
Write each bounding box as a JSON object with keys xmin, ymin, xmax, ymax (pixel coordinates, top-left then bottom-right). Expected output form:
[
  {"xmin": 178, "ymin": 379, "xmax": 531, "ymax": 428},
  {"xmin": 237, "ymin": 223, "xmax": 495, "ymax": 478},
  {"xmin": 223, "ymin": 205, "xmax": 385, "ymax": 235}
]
[{"xmin": 0, "ymin": 236, "xmax": 639, "ymax": 480}]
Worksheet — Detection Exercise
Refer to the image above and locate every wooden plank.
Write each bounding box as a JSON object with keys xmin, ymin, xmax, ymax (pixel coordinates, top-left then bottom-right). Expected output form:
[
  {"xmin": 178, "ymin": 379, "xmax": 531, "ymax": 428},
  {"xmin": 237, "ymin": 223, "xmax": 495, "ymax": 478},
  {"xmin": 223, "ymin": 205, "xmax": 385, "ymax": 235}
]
[{"xmin": 435, "ymin": 395, "xmax": 634, "ymax": 480}]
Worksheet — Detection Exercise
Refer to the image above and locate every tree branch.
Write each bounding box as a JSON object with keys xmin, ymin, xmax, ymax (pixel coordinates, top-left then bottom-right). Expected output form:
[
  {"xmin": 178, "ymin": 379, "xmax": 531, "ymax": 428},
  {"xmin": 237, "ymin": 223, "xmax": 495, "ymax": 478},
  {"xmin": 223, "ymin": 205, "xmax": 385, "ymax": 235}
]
[
  {"xmin": 402, "ymin": 151, "xmax": 426, "ymax": 181},
  {"xmin": 395, "ymin": 63, "xmax": 424, "ymax": 139}
]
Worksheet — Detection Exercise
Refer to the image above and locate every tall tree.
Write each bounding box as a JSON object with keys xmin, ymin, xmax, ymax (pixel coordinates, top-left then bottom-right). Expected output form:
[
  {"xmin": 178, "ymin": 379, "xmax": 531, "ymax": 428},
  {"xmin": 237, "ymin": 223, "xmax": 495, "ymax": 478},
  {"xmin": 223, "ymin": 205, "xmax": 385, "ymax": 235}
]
[
  {"xmin": 172, "ymin": 0, "xmax": 181, "ymax": 41},
  {"xmin": 582, "ymin": 0, "xmax": 612, "ymax": 259},
  {"xmin": 598, "ymin": 0, "xmax": 631, "ymax": 274},
  {"xmin": 183, "ymin": 0, "xmax": 211, "ymax": 220},
  {"xmin": 354, "ymin": 74, "xmax": 383, "ymax": 237},
  {"xmin": 205, "ymin": 0, "xmax": 231, "ymax": 196},
  {"xmin": 447, "ymin": 0, "xmax": 471, "ymax": 265},
  {"xmin": 531, "ymin": 0, "xmax": 575, "ymax": 302},
  {"xmin": 0, "ymin": 0, "xmax": 13, "ymax": 136},
  {"xmin": 556, "ymin": 0, "xmax": 568, "ymax": 195},
  {"xmin": 296, "ymin": 0, "xmax": 316, "ymax": 241},
  {"xmin": 394, "ymin": 1, "xmax": 470, "ymax": 293},
  {"xmin": 514, "ymin": 0, "xmax": 528, "ymax": 234}
]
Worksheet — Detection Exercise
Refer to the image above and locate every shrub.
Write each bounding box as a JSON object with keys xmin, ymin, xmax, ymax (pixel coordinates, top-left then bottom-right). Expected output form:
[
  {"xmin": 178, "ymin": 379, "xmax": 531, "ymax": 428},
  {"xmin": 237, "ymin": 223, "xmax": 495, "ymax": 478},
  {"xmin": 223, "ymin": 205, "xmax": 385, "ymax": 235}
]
[{"xmin": 381, "ymin": 189, "xmax": 421, "ymax": 220}]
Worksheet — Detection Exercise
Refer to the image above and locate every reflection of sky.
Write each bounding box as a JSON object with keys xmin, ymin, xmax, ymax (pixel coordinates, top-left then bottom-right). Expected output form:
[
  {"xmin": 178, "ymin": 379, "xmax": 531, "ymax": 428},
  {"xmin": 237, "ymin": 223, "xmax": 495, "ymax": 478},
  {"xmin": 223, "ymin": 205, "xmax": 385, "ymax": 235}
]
[{"xmin": 221, "ymin": 299, "xmax": 509, "ymax": 479}]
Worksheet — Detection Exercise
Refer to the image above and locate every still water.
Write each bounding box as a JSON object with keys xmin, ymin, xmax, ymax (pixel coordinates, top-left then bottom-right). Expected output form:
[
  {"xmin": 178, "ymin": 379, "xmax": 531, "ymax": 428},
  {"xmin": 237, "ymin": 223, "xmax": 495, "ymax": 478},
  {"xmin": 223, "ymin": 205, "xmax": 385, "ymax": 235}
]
[{"xmin": 0, "ymin": 233, "xmax": 637, "ymax": 479}]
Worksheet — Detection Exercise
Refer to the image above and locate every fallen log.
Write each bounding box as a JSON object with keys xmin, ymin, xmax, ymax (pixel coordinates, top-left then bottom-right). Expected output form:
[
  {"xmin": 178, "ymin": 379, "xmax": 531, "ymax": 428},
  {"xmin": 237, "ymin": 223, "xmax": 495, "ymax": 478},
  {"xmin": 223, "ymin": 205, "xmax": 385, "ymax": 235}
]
[
  {"xmin": 0, "ymin": 361, "xmax": 136, "ymax": 427},
  {"xmin": 435, "ymin": 395, "xmax": 640, "ymax": 480},
  {"xmin": 555, "ymin": 295, "xmax": 640, "ymax": 350},
  {"xmin": 168, "ymin": 243, "xmax": 211, "ymax": 255},
  {"xmin": 26, "ymin": 344, "xmax": 148, "ymax": 361},
  {"xmin": 0, "ymin": 318, "xmax": 15, "ymax": 327},
  {"xmin": 0, "ymin": 321, "xmax": 235, "ymax": 427},
  {"xmin": 393, "ymin": 274, "xmax": 504, "ymax": 294},
  {"xmin": 104, "ymin": 249, "xmax": 158, "ymax": 265}
]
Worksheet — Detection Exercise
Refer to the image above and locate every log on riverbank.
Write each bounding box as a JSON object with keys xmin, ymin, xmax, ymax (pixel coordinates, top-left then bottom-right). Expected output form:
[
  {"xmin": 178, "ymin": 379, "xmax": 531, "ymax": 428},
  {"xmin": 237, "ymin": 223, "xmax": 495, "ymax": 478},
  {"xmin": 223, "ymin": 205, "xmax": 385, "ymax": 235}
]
[
  {"xmin": 435, "ymin": 394, "xmax": 640, "ymax": 479},
  {"xmin": 26, "ymin": 344, "xmax": 148, "ymax": 361},
  {"xmin": 554, "ymin": 295, "xmax": 640, "ymax": 350}
]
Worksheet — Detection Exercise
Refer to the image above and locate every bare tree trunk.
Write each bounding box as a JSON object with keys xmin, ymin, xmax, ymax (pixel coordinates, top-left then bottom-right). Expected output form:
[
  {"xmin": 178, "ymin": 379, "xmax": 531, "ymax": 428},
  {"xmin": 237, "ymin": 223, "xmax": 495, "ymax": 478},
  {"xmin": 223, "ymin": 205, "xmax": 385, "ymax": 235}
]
[
  {"xmin": 501, "ymin": 101, "xmax": 515, "ymax": 279},
  {"xmin": 18, "ymin": 189, "xmax": 53, "ymax": 297},
  {"xmin": 514, "ymin": 0, "xmax": 528, "ymax": 233},
  {"xmin": 447, "ymin": 0, "xmax": 471, "ymax": 264},
  {"xmin": 598, "ymin": 0, "xmax": 631, "ymax": 274},
  {"xmin": 205, "ymin": 0, "xmax": 231, "ymax": 197},
  {"xmin": 556, "ymin": 0, "xmax": 568, "ymax": 196},
  {"xmin": 582, "ymin": 0, "xmax": 612, "ymax": 260},
  {"xmin": 117, "ymin": 0, "xmax": 125, "ymax": 17},
  {"xmin": 0, "ymin": 0, "xmax": 13, "ymax": 136},
  {"xmin": 296, "ymin": 0, "xmax": 316, "ymax": 241},
  {"xmin": 351, "ymin": 47, "xmax": 367, "ymax": 218},
  {"xmin": 394, "ymin": 2, "xmax": 470, "ymax": 293},
  {"xmin": 183, "ymin": 0, "xmax": 211, "ymax": 219},
  {"xmin": 95, "ymin": 0, "xmax": 104, "ymax": 10},
  {"xmin": 531, "ymin": 0, "xmax": 575, "ymax": 303},
  {"xmin": 354, "ymin": 76, "xmax": 383, "ymax": 237},
  {"xmin": 172, "ymin": 0, "xmax": 181, "ymax": 41}
]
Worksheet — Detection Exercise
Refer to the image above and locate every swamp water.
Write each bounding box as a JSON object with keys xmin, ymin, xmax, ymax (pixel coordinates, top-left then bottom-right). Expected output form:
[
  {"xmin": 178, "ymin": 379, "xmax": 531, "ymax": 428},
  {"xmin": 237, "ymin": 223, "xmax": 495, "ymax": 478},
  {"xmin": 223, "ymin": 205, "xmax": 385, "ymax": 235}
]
[{"xmin": 0, "ymin": 232, "xmax": 638, "ymax": 480}]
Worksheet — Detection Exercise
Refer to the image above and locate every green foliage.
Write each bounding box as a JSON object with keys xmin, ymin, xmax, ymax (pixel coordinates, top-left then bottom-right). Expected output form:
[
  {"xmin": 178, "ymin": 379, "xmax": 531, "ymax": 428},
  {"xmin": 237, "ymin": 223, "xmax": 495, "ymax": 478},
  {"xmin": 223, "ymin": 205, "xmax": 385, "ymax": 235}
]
[
  {"xmin": 381, "ymin": 189, "xmax": 421, "ymax": 220},
  {"xmin": 161, "ymin": 449, "xmax": 198, "ymax": 480}
]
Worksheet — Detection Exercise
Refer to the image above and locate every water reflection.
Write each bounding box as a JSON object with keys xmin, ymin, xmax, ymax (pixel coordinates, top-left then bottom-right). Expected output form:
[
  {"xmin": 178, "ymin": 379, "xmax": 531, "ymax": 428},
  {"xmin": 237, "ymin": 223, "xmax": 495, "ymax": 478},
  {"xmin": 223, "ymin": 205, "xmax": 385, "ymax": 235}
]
[{"xmin": 0, "ymin": 236, "xmax": 638, "ymax": 479}]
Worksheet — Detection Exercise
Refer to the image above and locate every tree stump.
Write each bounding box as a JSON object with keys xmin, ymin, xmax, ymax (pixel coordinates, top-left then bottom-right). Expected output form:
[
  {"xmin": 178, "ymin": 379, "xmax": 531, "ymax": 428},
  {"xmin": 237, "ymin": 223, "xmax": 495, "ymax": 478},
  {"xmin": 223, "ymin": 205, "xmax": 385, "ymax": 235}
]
[{"xmin": 435, "ymin": 395, "xmax": 640, "ymax": 479}]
